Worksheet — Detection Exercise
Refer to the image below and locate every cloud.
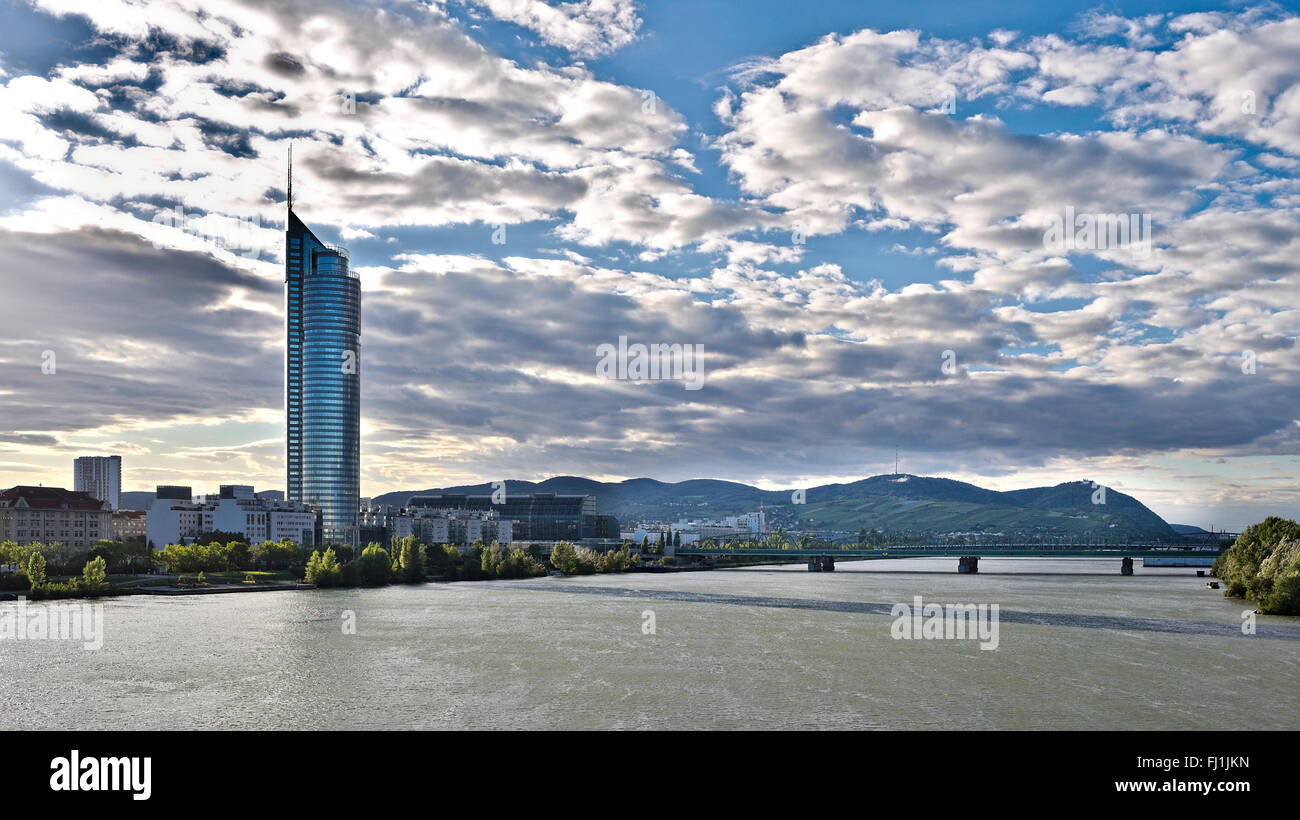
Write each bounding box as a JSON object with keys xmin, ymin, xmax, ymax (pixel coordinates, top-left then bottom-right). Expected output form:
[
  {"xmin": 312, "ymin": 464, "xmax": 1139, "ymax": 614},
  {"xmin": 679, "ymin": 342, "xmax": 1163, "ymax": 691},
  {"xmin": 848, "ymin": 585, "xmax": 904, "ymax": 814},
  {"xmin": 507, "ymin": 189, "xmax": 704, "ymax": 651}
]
[
  {"xmin": 0, "ymin": 2, "xmax": 1296, "ymax": 528},
  {"xmin": 463, "ymin": 0, "xmax": 642, "ymax": 57}
]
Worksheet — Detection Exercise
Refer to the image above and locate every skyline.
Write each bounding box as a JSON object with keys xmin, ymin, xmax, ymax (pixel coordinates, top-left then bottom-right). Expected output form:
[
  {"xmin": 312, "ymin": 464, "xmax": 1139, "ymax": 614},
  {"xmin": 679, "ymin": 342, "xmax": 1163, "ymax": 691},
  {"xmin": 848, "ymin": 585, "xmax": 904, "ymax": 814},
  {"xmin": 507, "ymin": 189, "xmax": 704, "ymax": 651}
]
[{"xmin": 1, "ymin": 0, "xmax": 1299, "ymax": 531}]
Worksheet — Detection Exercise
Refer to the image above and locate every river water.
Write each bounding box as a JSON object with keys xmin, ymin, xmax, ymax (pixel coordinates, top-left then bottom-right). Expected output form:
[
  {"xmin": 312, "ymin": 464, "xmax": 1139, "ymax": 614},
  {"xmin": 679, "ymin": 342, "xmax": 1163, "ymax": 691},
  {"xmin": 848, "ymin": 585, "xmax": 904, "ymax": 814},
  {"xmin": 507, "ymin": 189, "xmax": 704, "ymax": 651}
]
[{"xmin": 2, "ymin": 558, "xmax": 1297, "ymax": 730}]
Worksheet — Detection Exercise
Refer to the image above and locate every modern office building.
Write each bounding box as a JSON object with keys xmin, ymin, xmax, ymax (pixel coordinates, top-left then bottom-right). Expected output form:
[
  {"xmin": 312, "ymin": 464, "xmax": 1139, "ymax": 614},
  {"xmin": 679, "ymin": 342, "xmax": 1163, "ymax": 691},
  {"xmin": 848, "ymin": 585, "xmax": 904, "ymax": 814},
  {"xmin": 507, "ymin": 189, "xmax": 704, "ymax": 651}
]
[
  {"xmin": 73, "ymin": 455, "xmax": 122, "ymax": 510},
  {"xmin": 285, "ymin": 175, "xmax": 360, "ymax": 547},
  {"xmin": 146, "ymin": 484, "xmax": 318, "ymax": 548},
  {"xmin": 0, "ymin": 486, "xmax": 113, "ymax": 549}
]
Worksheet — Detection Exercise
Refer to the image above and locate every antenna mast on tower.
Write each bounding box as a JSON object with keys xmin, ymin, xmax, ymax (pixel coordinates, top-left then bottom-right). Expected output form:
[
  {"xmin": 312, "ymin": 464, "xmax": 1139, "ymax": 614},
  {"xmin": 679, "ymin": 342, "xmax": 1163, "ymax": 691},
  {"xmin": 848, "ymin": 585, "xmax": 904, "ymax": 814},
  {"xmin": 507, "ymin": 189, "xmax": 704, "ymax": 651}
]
[{"xmin": 287, "ymin": 143, "xmax": 293, "ymax": 213}]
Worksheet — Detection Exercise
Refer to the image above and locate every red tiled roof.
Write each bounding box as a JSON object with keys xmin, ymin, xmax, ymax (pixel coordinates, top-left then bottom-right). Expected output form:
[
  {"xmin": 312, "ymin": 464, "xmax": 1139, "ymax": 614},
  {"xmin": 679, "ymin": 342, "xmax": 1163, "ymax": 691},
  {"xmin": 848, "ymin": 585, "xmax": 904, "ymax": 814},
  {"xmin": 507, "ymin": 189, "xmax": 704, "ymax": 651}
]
[{"xmin": 0, "ymin": 485, "xmax": 111, "ymax": 511}]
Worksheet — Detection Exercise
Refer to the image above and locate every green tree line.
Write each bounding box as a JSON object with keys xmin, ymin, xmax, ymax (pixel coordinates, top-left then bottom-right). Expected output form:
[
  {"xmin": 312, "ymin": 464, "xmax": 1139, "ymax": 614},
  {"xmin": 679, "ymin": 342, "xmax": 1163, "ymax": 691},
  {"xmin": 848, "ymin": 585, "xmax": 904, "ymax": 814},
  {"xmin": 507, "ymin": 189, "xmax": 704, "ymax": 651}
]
[{"xmin": 1213, "ymin": 517, "xmax": 1300, "ymax": 615}]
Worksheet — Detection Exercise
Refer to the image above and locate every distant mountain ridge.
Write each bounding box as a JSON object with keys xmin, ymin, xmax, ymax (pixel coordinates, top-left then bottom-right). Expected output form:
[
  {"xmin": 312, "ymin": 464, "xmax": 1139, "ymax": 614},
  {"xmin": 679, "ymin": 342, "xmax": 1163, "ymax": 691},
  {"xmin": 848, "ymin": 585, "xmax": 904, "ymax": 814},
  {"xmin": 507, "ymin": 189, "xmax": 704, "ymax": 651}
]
[{"xmin": 372, "ymin": 474, "xmax": 1179, "ymax": 541}]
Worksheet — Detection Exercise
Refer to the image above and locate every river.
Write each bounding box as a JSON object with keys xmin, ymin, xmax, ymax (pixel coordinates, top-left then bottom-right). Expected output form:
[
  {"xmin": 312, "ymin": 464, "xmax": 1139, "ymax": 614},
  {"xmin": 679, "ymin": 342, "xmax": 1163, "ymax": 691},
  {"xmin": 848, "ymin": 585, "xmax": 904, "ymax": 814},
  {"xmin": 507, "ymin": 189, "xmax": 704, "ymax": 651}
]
[{"xmin": 2, "ymin": 558, "xmax": 1297, "ymax": 730}]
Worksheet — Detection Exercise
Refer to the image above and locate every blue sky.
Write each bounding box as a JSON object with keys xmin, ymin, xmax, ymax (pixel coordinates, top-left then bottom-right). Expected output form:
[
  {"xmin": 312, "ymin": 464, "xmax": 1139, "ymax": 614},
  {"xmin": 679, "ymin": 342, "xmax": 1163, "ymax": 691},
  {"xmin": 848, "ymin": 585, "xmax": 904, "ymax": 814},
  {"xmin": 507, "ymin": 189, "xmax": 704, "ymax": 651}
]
[{"xmin": 0, "ymin": 0, "xmax": 1298, "ymax": 529}]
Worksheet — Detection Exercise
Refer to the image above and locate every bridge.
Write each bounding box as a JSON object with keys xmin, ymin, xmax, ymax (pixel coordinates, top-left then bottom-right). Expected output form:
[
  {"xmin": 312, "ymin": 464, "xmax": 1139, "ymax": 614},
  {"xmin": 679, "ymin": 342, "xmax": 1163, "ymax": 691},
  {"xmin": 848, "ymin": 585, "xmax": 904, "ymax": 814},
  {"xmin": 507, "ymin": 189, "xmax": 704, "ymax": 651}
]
[{"xmin": 673, "ymin": 544, "xmax": 1228, "ymax": 574}]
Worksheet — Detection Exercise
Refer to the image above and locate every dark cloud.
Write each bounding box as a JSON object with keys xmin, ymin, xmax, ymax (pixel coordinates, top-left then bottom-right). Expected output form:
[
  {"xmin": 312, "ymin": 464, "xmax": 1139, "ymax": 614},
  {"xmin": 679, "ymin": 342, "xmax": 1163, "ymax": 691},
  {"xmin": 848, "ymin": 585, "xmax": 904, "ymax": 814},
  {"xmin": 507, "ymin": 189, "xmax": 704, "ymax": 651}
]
[
  {"xmin": 0, "ymin": 228, "xmax": 281, "ymax": 435},
  {"xmin": 263, "ymin": 51, "xmax": 305, "ymax": 77},
  {"xmin": 36, "ymin": 108, "xmax": 143, "ymax": 147}
]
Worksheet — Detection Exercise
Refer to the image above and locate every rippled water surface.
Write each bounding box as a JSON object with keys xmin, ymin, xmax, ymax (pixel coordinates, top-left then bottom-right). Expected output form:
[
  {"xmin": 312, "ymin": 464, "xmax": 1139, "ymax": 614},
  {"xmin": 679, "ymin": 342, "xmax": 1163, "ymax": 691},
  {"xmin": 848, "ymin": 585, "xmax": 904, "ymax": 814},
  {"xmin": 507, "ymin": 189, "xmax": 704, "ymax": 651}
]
[{"xmin": 2, "ymin": 558, "xmax": 1297, "ymax": 729}]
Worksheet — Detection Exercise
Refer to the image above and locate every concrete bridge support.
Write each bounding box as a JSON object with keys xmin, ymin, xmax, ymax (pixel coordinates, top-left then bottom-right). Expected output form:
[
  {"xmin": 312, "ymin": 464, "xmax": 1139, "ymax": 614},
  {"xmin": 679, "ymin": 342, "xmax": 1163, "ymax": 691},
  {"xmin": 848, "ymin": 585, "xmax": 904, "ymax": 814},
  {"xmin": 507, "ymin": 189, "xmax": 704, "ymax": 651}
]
[
  {"xmin": 807, "ymin": 555, "xmax": 836, "ymax": 572},
  {"xmin": 1121, "ymin": 557, "xmax": 1133, "ymax": 576},
  {"xmin": 958, "ymin": 556, "xmax": 979, "ymax": 574}
]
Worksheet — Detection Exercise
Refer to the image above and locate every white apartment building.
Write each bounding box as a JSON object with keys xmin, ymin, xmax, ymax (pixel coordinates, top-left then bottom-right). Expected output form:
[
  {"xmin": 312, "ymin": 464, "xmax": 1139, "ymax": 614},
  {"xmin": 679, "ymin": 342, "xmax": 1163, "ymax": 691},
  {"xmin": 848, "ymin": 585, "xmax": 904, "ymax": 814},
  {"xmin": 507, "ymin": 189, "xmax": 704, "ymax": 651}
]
[
  {"xmin": 74, "ymin": 455, "xmax": 122, "ymax": 510},
  {"xmin": 147, "ymin": 484, "xmax": 317, "ymax": 548},
  {"xmin": 723, "ymin": 511, "xmax": 766, "ymax": 534},
  {"xmin": 359, "ymin": 502, "xmax": 513, "ymax": 548}
]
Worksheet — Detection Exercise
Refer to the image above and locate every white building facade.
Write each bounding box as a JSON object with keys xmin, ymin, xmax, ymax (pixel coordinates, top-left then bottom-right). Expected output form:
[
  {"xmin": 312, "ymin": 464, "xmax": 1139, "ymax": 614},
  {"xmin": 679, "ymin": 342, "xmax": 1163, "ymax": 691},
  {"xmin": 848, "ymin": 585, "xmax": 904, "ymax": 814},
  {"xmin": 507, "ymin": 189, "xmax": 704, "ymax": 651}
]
[
  {"xmin": 359, "ymin": 502, "xmax": 513, "ymax": 548},
  {"xmin": 147, "ymin": 485, "xmax": 317, "ymax": 549}
]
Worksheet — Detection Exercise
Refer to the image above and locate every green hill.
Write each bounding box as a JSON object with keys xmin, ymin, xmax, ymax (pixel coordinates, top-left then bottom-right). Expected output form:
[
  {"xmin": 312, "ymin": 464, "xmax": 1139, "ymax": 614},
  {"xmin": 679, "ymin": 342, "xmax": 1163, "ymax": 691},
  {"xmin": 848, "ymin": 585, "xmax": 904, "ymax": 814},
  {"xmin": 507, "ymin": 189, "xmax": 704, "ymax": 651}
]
[{"xmin": 373, "ymin": 474, "xmax": 1178, "ymax": 542}]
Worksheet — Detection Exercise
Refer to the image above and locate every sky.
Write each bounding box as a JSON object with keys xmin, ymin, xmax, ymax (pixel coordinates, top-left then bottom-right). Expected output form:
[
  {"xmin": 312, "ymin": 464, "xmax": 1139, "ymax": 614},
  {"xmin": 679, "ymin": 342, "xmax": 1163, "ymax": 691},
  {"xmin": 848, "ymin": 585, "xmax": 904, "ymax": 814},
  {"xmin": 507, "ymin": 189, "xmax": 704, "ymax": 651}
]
[{"xmin": 0, "ymin": 0, "xmax": 1297, "ymax": 530}]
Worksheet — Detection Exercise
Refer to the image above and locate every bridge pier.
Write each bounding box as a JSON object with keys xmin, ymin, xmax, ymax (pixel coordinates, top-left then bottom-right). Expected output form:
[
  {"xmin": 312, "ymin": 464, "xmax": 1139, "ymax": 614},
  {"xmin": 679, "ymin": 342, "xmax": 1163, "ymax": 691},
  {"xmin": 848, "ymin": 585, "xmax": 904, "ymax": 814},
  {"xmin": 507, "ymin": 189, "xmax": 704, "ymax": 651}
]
[
  {"xmin": 1121, "ymin": 557, "xmax": 1133, "ymax": 576},
  {"xmin": 958, "ymin": 556, "xmax": 979, "ymax": 574},
  {"xmin": 807, "ymin": 555, "xmax": 836, "ymax": 572}
]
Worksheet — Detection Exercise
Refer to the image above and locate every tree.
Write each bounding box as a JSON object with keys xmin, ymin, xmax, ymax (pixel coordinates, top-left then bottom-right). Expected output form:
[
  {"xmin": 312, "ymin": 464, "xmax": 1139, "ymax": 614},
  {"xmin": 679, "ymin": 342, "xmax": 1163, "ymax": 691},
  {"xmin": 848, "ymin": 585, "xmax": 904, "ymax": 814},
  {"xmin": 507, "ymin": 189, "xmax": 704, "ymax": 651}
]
[
  {"xmin": 1215, "ymin": 517, "xmax": 1300, "ymax": 604},
  {"xmin": 425, "ymin": 542, "xmax": 451, "ymax": 578},
  {"xmin": 226, "ymin": 541, "xmax": 252, "ymax": 571},
  {"xmin": 1253, "ymin": 538, "xmax": 1300, "ymax": 614},
  {"xmin": 81, "ymin": 556, "xmax": 108, "ymax": 594},
  {"xmin": 440, "ymin": 544, "xmax": 463, "ymax": 580},
  {"xmin": 355, "ymin": 543, "xmax": 392, "ymax": 585},
  {"xmin": 89, "ymin": 540, "xmax": 127, "ymax": 573},
  {"xmin": 673, "ymin": 531, "xmax": 681, "ymax": 548},
  {"xmin": 461, "ymin": 541, "xmax": 487, "ymax": 580},
  {"xmin": 27, "ymin": 552, "xmax": 48, "ymax": 590},
  {"xmin": 305, "ymin": 547, "xmax": 343, "ymax": 587},
  {"xmin": 482, "ymin": 541, "xmax": 504, "ymax": 577},
  {"xmin": 550, "ymin": 541, "xmax": 579, "ymax": 575},
  {"xmin": 393, "ymin": 536, "xmax": 425, "ymax": 582},
  {"xmin": 254, "ymin": 539, "xmax": 296, "ymax": 571},
  {"xmin": 305, "ymin": 550, "xmax": 323, "ymax": 583}
]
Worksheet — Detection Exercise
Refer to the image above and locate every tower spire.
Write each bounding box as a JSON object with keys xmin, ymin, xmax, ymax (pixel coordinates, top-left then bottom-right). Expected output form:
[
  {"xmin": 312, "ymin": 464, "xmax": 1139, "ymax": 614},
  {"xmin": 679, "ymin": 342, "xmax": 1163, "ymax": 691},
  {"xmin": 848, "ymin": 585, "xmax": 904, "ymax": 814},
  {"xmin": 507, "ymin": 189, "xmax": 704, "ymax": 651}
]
[{"xmin": 287, "ymin": 142, "xmax": 293, "ymax": 213}]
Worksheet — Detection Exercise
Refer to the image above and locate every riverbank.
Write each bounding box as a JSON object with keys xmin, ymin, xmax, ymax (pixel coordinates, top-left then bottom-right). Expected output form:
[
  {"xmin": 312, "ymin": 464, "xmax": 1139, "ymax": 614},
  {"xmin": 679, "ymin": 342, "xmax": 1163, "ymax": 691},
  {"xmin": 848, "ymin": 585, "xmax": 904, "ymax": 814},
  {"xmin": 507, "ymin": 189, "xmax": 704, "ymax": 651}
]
[{"xmin": 133, "ymin": 582, "xmax": 315, "ymax": 595}]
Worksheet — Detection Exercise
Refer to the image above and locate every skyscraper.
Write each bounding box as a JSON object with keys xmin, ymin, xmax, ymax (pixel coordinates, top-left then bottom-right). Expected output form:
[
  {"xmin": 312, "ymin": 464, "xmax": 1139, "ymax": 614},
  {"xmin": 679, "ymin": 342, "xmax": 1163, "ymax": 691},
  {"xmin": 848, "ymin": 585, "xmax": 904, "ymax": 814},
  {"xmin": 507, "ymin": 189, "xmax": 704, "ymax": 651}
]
[
  {"xmin": 74, "ymin": 455, "xmax": 121, "ymax": 510},
  {"xmin": 285, "ymin": 157, "xmax": 360, "ymax": 546}
]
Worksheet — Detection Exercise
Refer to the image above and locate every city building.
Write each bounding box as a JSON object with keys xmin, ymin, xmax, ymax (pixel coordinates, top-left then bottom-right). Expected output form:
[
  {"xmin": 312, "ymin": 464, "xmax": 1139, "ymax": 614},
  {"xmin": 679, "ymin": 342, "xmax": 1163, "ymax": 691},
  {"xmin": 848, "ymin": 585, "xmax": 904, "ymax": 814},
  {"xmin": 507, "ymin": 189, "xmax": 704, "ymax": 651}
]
[
  {"xmin": 111, "ymin": 509, "xmax": 148, "ymax": 541},
  {"xmin": 73, "ymin": 455, "xmax": 122, "ymax": 510},
  {"xmin": 146, "ymin": 484, "xmax": 318, "ymax": 548},
  {"xmin": 359, "ymin": 501, "xmax": 512, "ymax": 549},
  {"xmin": 285, "ymin": 169, "xmax": 360, "ymax": 547},
  {"xmin": 0, "ymin": 485, "xmax": 113, "ymax": 549},
  {"xmin": 624, "ymin": 510, "xmax": 766, "ymax": 548},
  {"xmin": 406, "ymin": 492, "xmax": 613, "ymax": 543},
  {"xmin": 723, "ymin": 511, "xmax": 766, "ymax": 534}
]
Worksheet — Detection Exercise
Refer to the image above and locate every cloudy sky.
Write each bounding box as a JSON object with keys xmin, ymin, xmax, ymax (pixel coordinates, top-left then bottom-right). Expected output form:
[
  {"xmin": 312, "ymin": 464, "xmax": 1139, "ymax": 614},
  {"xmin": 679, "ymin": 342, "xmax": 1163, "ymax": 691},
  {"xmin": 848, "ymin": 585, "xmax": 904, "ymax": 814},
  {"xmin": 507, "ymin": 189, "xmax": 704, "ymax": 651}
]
[{"xmin": 0, "ymin": 0, "xmax": 1297, "ymax": 529}]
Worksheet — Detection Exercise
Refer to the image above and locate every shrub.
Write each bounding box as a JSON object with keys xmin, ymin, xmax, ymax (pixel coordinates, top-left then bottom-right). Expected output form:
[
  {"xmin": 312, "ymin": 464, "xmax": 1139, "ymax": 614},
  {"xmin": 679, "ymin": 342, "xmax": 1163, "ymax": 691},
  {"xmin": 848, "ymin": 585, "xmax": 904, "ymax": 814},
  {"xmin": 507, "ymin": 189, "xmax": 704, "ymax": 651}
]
[
  {"xmin": 31, "ymin": 581, "xmax": 80, "ymax": 600},
  {"xmin": 0, "ymin": 571, "xmax": 30, "ymax": 591}
]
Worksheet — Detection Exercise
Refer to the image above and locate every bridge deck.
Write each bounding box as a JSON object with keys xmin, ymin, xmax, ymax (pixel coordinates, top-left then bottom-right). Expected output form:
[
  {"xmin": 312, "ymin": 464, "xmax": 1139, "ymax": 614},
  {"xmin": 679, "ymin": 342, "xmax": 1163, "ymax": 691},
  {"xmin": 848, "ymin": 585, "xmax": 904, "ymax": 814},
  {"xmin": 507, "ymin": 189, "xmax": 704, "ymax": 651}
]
[{"xmin": 676, "ymin": 546, "xmax": 1225, "ymax": 559}]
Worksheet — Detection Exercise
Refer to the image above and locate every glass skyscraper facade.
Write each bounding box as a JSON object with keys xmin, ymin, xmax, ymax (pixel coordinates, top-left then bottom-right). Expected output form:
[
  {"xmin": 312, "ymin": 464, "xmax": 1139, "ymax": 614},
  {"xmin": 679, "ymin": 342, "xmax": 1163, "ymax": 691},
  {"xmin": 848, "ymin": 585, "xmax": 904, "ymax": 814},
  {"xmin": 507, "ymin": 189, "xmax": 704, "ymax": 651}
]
[{"xmin": 286, "ymin": 207, "xmax": 360, "ymax": 546}]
